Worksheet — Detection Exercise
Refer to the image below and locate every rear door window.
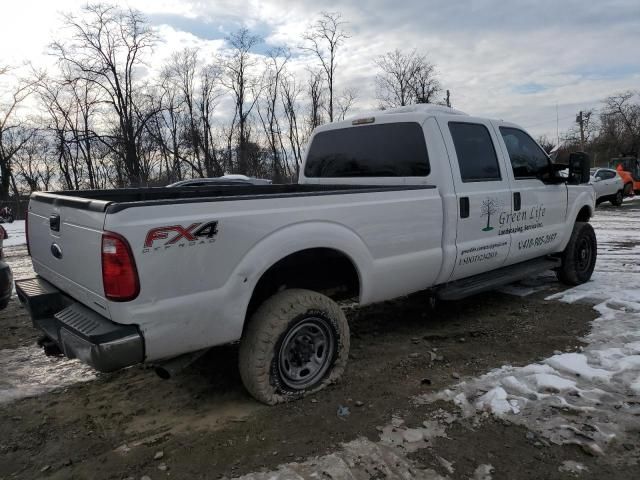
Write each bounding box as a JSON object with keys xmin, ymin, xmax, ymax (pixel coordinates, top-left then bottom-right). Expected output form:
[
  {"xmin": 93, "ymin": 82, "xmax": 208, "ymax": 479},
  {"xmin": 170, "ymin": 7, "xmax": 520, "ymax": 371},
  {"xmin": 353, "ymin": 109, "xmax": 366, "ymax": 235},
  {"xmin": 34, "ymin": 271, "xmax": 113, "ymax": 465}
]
[
  {"xmin": 304, "ymin": 122, "xmax": 430, "ymax": 177},
  {"xmin": 448, "ymin": 122, "xmax": 502, "ymax": 182}
]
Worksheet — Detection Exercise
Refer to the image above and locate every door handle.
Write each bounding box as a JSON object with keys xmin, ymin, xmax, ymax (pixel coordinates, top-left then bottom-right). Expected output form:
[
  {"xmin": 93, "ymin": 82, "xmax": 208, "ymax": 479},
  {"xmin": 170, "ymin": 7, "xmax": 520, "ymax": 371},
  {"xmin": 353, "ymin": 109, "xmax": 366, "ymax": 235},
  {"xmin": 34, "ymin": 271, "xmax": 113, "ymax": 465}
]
[
  {"xmin": 460, "ymin": 197, "xmax": 470, "ymax": 218},
  {"xmin": 513, "ymin": 192, "xmax": 521, "ymax": 211}
]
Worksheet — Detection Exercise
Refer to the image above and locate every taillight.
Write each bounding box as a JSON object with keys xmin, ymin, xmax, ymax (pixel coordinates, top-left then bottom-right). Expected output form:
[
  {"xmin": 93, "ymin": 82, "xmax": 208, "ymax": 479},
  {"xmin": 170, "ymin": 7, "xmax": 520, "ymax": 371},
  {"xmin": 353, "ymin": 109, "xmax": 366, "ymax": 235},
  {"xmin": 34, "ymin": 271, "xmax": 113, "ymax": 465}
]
[
  {"xmin": 25, "ymin": 210, "xmax": 30, "ymax": 255},
  {"xmin": 101, "ymin": 232, "xmax": 139, "ymax": 301}
]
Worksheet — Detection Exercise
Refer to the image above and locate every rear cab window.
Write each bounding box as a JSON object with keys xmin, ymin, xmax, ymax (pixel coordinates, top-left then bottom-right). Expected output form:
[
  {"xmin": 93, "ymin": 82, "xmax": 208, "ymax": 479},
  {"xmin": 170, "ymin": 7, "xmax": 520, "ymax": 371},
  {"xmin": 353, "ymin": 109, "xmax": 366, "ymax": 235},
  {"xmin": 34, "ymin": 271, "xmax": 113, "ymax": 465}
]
[
  {"xmin": 304, "ymin": 122, "xmax": 430, "ymax": 178},
  {"xmin": 448, "ymin": 122, "xmax": 502, "ymax": 182}
]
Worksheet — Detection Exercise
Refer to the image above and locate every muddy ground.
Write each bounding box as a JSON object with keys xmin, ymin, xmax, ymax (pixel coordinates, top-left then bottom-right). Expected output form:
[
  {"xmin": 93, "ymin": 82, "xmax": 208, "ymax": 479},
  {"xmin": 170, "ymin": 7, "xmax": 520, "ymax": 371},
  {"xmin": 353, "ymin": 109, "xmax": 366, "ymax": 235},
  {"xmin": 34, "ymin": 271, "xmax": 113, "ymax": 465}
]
[{"xmin": 1, "ymin": 251, "xmax": 622, "ymax": 480}]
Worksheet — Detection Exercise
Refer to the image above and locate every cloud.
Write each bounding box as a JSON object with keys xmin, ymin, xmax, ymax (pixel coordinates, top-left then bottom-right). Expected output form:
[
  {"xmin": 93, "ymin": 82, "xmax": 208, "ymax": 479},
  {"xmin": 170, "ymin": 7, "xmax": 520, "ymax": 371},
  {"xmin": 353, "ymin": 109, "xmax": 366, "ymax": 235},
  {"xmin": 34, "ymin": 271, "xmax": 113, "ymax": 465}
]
[{"xmin": 2, "ymin": 0, "xmax": 639, "ymax": 141}]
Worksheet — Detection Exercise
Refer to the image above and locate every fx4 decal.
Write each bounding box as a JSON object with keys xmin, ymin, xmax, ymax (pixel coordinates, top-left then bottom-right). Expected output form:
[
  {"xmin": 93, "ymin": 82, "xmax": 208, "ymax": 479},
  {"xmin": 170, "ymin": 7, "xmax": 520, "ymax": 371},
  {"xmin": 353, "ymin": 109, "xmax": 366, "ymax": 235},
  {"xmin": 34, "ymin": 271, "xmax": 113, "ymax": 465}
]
[{"xmin": 143, "ymin": 221, "xmax": 218, "ymax": 252}]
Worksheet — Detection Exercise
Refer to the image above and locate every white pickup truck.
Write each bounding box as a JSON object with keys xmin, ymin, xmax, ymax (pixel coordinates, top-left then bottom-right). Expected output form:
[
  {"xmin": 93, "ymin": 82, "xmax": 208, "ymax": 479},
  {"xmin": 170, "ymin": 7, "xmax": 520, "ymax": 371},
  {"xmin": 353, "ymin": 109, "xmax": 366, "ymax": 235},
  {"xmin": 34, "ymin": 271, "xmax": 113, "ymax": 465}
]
[{"xmin": 17, "ymin": 104, "xmax": 596, "ymax": 404}]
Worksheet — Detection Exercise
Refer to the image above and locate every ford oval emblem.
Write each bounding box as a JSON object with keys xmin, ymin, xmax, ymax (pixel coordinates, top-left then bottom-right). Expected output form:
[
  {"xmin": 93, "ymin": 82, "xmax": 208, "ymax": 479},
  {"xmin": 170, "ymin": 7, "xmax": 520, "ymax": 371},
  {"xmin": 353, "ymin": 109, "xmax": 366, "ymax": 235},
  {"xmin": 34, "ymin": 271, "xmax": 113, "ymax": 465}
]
[{"xmin": 51, "ymin": 243, "xmax": 63, "ymax": 259}]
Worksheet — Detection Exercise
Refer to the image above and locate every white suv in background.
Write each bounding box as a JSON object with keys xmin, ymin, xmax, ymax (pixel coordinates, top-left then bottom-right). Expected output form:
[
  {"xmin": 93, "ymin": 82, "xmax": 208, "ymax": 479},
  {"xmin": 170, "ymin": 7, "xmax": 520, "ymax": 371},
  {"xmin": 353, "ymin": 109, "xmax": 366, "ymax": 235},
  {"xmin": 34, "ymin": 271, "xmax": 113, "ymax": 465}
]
[{"xmin": 590, "ymin": 168, "xmax": 624, "ymax": 206}]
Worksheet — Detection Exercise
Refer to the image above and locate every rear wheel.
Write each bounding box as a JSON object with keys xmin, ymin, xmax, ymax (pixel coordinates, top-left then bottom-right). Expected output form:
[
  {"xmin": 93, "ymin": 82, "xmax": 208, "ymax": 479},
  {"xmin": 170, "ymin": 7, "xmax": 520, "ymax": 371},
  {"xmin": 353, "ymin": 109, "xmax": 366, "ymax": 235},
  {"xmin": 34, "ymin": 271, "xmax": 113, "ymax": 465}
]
[
  {"xmin": 623, "ymin": 182, "xmax": 633, "ymax": 196},
  {"xmin": 611, "ymin": 190, "xmax": 623, "ymax": 206},
  {"xmin": 239, "ymin": 289, "xmax": 349, "ymax": 405},
  {"xmin": 556, "ymin": 222, "xmax": 597, "ymax": 286}
]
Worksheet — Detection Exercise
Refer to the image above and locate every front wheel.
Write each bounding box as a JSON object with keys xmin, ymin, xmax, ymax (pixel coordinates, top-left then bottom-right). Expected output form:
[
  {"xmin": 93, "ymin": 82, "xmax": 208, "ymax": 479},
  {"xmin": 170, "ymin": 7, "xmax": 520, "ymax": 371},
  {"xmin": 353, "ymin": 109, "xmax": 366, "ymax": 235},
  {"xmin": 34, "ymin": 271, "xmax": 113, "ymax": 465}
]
[
  {"xmin": 556, "ymin": 222, "xmax": 597, "ymax": 286},
  {"xmin": 239, "ymin": 289, "xmax": 349, "ymax": 405},
  {"xmin": 611, "ymin": 190, "xmax": 623, "ymax": 206}
]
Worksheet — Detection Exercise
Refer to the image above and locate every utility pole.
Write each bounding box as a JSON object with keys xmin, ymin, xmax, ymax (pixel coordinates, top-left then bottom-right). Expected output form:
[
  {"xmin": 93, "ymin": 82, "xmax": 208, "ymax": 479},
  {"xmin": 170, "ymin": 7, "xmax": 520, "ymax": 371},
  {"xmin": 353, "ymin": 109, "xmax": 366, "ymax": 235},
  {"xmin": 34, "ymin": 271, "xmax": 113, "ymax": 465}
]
[
  {"xmin": 445, "ymin": 90, "xmax": 451, "ymax": 108},
  {"xmin": 576, "ymin": 111, "xmax": 585, "ymax": 150}
]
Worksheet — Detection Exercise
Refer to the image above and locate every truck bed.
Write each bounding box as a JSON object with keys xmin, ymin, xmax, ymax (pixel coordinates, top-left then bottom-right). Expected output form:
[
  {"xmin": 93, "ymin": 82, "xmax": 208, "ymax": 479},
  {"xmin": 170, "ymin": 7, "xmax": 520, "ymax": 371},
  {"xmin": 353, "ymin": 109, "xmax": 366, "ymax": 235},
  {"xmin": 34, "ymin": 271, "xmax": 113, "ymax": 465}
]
[{"xmin": 31, "ymin": 184, "xmax": 434, "ymax": 213}]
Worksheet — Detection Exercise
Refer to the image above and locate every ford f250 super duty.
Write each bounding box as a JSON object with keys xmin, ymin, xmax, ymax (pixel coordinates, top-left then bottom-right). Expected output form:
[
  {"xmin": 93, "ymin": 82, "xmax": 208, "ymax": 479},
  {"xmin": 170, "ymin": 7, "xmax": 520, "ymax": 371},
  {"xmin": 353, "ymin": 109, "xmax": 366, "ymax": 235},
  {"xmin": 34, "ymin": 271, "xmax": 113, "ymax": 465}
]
[{"xmin": 16, "ymin": 104, "xmax": 596, "ymax": 404}]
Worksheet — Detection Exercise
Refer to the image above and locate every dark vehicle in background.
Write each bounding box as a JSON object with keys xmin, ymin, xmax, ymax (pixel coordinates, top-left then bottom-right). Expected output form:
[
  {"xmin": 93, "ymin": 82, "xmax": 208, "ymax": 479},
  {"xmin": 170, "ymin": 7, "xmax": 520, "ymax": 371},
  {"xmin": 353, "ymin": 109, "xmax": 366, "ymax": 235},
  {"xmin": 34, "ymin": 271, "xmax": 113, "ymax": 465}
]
[
  {"xmin": 0, "ymin": 224, "xmax": 12, "ymax": 310},
  {"xmin": 167, "ymin": 175, "xmax": 273, "ymax": 187}
]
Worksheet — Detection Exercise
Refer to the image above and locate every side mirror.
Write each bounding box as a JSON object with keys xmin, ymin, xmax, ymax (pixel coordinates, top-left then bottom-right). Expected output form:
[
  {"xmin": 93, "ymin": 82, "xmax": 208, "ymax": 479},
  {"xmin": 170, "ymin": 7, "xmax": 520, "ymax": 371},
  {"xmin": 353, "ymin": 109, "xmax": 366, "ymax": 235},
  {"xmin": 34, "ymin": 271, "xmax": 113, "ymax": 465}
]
[
  {"xmin": 593, "ymin": 177, "xmax": 601, "ymax": 182},
  {"xmin": 568, "ymin": 152, "xmax": 591, "ymax": 184}
]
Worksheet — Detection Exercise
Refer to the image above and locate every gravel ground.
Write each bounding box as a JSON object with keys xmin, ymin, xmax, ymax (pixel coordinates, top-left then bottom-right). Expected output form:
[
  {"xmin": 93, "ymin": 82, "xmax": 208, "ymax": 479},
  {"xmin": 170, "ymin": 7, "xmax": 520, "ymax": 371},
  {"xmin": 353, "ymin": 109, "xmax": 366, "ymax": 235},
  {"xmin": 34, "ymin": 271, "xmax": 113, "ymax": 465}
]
[{"xmin": 1, "ymin": 200, "xmax": 639, "ymax": 479}]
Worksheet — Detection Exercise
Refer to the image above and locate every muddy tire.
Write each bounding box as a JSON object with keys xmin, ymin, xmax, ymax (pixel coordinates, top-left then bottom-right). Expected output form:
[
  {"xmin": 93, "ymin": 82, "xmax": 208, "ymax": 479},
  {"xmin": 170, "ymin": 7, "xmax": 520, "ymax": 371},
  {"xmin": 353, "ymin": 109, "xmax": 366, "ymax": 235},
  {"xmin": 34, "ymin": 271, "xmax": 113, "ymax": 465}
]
[
  {"xmin": 239, "ymin": 289, "xmax": 349, "ymax": 405},
  {"xmin": 556, "ymin": 222, "xmax": 597, "ymax": 286},
  {"xmin": 611, "ymin": 190, "xmax": 624, "ymax": 206}
]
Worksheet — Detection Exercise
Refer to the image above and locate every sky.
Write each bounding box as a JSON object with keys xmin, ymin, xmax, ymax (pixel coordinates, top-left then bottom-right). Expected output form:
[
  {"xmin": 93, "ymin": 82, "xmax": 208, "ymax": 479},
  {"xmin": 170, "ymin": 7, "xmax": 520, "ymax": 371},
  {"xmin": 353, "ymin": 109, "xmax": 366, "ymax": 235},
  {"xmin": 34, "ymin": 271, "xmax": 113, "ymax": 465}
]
[{"xmin": 1, "ymin": 0, "xmax": 639, "ymax": 142}]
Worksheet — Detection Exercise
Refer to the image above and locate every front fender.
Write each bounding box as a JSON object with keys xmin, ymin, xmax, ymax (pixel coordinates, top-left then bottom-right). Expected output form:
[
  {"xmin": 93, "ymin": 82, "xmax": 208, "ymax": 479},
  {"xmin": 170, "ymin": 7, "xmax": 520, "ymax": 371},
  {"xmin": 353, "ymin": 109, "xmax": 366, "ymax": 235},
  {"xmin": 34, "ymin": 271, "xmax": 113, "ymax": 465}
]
[{"xmin": 559, "ymin": 188, "xmax": 596, "ymax": 250}]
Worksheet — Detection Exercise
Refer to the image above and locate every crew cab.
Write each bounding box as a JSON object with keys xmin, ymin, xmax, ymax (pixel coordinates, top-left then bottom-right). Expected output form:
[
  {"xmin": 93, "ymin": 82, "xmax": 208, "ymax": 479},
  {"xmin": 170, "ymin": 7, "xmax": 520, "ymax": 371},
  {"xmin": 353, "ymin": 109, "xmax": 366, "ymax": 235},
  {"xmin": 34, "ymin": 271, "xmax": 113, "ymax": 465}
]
[{"xmin": 16, "ymin": 105, "xmax": 596, "ymax": 404}]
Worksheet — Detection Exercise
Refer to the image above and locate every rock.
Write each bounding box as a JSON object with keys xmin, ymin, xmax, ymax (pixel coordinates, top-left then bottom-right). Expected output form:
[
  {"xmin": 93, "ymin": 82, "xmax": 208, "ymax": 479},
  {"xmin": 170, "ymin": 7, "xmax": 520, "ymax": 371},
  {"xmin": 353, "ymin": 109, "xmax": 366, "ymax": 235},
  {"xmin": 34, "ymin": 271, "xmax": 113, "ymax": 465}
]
[
  {"xmin": 62, "ymin": 459, "xmax": 72, "ymax": 466},
  {"xmin": 402, "ymin": 428, "xmax": 424, "ymax": 443},
  {"xmin": 451, "ymin": 372, "xmax": 461, "ymax": 380},
  {"xmin": 40, "ymin": 465, "xmax": 51, "ymax": 473},
  {"xmin": 411, "ymin": 337, "xmax": 421, "ymax": 344},
  {"xmin": 154, "ymin": 450, "xmax": 164, "ymax": 460},
  {"xmin": 158, "ymin": 463, "xmax": 168, "ymax": 471},
  {"xmin": 141, "ymin": 476, "xmax": 152, "ymax": 480},
  {"xmin": 310, "ymin": 398, "xmax": 318, "ymax": 404},
  {"xmin": 408, "ymin": 353, "xmax": 420, "ymax": 359},
  {"xmin": 337, "ymin": 405, "xmax": 350, "ymax": 417},
  {"xmin": 421, "ymin": 378, "xmax": 432, "ymax": 385},
  {"xmin": 355, "ymin": 400, "xmax": 364, "ymax": 407},
  {"xmin": 525, "ymin": 431, "xmax": 535, "ymax": 441},
  {"xmin": 580, "ymin": 443, "xmax": 604, "ymax": 456},
  {"xmin": 458, "ymin": 337, "xmax": 466, "ymax": 343}
]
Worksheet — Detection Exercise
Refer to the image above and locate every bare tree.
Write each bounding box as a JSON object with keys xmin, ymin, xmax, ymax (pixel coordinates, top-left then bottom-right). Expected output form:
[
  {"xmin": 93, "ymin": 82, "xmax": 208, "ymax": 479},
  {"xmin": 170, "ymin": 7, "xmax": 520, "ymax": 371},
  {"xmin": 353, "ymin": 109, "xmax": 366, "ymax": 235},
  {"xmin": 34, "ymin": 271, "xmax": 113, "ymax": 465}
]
[
  {"xmin": 302, "ymin": 12, "xmax": 349, "ymax": 122},
  {"xmin": 375, "ymin": 49, "xmax": 419, "ymax": 108},
  {"xmin": 336, "ymin": 88, "xmax": 357, "ymax": 121},
  {"xmin": 198, "ymin": 64, "xmax": 225, "ymax": 177},
  {"xmin": 412, "ymin": 59, "xmax": 441, "ymax": 104},
  {"xmin": 375, "ymin": 49, "xmax": 441, "ymax": 108},
  {"xmin": 51, "ymin": 3, "xmax": 157, "ymax": 186},
  {"xmin": 0, "ymin": 67, "xmax": 38, "ymax": 200},
  {"xmin": 307, "ymin": 69, "xmax": 325, "ymax": 133},
  {"xmin": 601, "ymin": 92, "xmax": 640, "ymax": 155},
  {"xmin": 281, "ymin": 74, "xmax": 304, "ymax": 178},
  {"xmin": 221, "ymin": 28, "xmax": 263, "ymax": 174},
  {"xmin": 257, "ymin": 48, "xmax": 290, "ymax": 182},
  {"xmin": 14, "ymin": 131, "xmax": 55, "ymax": 193}
]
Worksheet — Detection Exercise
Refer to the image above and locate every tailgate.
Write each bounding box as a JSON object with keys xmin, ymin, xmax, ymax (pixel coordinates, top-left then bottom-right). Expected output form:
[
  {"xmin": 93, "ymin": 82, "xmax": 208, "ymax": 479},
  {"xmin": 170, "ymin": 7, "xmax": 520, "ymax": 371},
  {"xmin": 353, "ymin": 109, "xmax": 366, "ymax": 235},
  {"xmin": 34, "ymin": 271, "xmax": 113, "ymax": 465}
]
[{"xmin": 28, "ymin": 194, "xmax": 111, "ymax": 317}]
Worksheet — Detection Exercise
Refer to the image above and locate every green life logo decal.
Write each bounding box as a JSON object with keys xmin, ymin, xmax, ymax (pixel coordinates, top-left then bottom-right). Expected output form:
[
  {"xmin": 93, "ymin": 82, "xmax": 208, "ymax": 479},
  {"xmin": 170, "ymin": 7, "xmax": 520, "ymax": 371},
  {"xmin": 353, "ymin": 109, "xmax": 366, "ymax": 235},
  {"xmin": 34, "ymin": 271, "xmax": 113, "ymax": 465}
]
[{"xmin": 481, "ymin": 197, "xmax": 500, "ymax": 232}]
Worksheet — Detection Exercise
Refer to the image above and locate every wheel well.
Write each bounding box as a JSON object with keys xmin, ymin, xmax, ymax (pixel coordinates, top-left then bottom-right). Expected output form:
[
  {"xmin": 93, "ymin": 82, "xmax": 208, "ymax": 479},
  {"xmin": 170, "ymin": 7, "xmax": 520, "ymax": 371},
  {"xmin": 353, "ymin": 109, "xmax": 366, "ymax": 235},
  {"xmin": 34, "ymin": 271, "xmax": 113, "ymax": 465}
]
[
  {"xmin": 246, "ymin": 248, "xmax": 360, "ymax": 320},
  {"xmin": 576, "ymin": 205, "xmax": 592, "ymax": 222}
]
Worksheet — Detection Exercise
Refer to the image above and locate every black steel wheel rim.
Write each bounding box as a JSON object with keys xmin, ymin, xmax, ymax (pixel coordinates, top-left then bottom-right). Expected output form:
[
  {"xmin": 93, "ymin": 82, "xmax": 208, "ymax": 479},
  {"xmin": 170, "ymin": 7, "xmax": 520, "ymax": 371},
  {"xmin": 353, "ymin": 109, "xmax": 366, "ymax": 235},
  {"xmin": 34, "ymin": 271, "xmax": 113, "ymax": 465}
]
[
  {"xmin": 278, "ymin": 317, "xmax": 335, "ymax": 390},
  {"xmin": 575, "ymin": 236, "xmax": 593, "ymax": 273}
]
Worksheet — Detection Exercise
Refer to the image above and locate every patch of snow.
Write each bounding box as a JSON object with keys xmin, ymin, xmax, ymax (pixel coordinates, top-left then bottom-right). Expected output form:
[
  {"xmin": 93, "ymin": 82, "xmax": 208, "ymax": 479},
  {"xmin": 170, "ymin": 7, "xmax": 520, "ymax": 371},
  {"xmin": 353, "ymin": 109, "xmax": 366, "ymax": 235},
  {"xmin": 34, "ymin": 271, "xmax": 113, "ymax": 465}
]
[
  {"xmin": 413, "ymin": 199, "xmax": 640, "ymax": 460},
  {"xmin": 3, "ymin": 220, "xmax": 25, "ymax": 247},
  {"xmin": 472, "ymin": 464, "xmax": 494, "ymax": 480},
  {"xmin": 559, "ymin": 460, "xmax": 588, "ymax": 475},
  {"xmin": 235, "ymin": 437, "xmax": 448, "ymax": 480},
  {"xmin": 0, "ymin": 346, "xmax": 96, "ymax": 404}
]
